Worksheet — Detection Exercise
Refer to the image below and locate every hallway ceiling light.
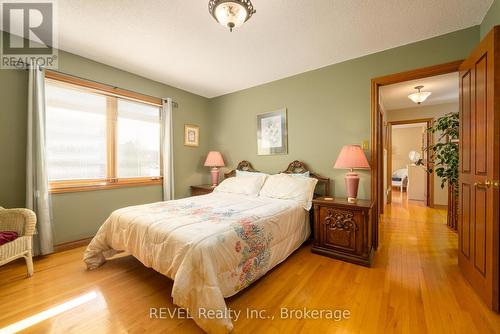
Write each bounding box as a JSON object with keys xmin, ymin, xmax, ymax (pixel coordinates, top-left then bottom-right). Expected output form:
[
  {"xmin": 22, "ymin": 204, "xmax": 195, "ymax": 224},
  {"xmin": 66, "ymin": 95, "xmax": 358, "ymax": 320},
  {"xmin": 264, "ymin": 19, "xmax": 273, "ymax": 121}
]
[
  {"xmin": 408, "ymin": 85, "xmax": 432, "ymax": 104},
  {"xmin": 208, "ymin": 0, "xmax": 256, "ymax": 32}
]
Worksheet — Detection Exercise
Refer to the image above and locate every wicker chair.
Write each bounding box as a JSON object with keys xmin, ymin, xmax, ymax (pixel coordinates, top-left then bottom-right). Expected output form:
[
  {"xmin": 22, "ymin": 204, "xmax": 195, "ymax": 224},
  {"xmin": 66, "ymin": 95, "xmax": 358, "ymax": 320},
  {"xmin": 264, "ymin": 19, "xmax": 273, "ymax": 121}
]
[{"xmin": 0, "ymin": 207, "xmax": 37, "ymax": 276}]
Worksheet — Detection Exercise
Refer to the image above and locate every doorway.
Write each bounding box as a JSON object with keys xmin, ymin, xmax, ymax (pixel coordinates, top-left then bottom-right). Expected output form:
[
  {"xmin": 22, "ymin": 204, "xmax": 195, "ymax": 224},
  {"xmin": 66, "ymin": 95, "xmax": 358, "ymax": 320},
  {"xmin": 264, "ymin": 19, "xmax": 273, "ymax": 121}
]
[
  {"xmin": 386, "ymin": 119, "xmax": 433, "ymax": 207},
  {"xmin": 370, "ymin": 61, "xmax": 461, "ymax": 218},
  {"xmin": 378, "ymin": 71, "xmax": 460, "ymax": 209}
]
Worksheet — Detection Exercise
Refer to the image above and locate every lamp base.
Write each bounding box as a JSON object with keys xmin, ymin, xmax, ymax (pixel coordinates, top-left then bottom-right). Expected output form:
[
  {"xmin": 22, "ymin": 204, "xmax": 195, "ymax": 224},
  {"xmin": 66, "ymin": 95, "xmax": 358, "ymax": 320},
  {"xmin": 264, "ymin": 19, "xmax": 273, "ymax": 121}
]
[
  {"xmin": 210, "ymin": 167, "xmax": 220, "ymax": 187},
  {"xmin": 347, "ymin": 197, "xmax": 357, "ymax": 204},
  {"xmin": 345, "ymin": 172, "xmax": 360, "ymax": 203}
]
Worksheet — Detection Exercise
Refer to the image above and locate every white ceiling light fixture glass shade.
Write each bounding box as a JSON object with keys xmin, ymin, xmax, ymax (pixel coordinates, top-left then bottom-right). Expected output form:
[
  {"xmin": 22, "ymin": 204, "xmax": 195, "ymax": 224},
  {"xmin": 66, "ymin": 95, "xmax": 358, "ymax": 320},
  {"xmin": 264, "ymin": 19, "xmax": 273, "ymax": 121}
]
[
  {"xmin": 208, "ymin": 0, "xmax": 256, "ymax": 32},
  {"xmin": 408, "ymin": 85, "xmax": 432, "ymax": 104}
]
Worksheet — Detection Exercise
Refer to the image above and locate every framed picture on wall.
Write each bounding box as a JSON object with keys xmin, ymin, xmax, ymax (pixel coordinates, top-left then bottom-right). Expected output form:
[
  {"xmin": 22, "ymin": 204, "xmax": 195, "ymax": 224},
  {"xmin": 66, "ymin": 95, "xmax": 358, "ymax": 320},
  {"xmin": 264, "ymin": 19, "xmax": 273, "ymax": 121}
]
[
  {"xmin": 257, "ymin": 108, "xmax": 288, "ymax": 155},
  {"xmin": 184, "ymin": 124, "xmax": 199, "ymax": 147}
]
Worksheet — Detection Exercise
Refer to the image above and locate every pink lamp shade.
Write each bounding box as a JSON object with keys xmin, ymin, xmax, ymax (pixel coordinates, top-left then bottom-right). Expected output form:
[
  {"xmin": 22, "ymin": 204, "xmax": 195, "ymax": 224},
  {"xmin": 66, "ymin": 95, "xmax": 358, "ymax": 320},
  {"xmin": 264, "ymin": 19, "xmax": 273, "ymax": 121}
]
[
  {"xmin": 204, "ymin": 151, "xmax": 225, "ymax": 187},
  {"xmin": 334, "ymin": 145, "xmax": 370, "ymax": 203},
  {"xmin": 204, "ymin": 151, "xmax": 225, "ymax": 167},
  {"xmin": 334, "ymin": 145, "xmax": 370, "ymax": 170}
]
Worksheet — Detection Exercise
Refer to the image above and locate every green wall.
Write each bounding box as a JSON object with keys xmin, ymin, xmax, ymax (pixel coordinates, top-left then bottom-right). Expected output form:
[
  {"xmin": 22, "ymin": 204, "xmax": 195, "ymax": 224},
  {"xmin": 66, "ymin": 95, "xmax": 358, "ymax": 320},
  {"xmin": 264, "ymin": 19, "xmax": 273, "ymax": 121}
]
[
  {"xmin": 208, "ymin": 27, "xmax": 479, "ymax": 200},
  {"xmin": 481, "ymin": 0, "xmax": 500, "ymax": 38},
  {"xmin": 0, "ymin": 39, "xmax": 211, "ymax": 244},
  {"xmin": 51, "ymin": 186, "xmax": 162, "ymax": 244},
  {"xmin": 0, "ymin": 68, "xmax": 27, "ymax": 209}
]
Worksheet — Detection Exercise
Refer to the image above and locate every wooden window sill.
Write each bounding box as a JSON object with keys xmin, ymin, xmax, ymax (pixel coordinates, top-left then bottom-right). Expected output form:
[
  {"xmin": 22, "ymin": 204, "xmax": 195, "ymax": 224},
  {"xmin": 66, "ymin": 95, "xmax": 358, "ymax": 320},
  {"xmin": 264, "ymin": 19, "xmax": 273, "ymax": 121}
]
[{"xmin": 49, "ymin": 178, "xmax": 162, "ymax": 194}]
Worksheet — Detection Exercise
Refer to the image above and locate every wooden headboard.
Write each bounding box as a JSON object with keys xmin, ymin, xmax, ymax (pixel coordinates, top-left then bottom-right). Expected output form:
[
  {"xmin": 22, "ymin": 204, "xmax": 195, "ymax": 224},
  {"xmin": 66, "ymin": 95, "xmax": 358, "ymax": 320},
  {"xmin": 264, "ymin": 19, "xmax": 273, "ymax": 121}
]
[
  {"xmin": 281, "ymin": 160, "xmax": 331, "ymax": 197},
  {"xmin": 223, "ymin": 160, "xmax": 330, "ymax": 197},
  {"xmin": 224, "ymin": 160, "xmax": 259, "ymax": 178}
]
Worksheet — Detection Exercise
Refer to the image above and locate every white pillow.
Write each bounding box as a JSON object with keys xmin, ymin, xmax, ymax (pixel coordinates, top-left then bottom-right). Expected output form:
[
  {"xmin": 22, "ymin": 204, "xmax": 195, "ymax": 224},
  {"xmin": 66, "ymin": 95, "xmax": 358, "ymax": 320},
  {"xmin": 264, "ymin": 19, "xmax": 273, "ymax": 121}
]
[
  {"xmin": 236, "ymin": 170, "xmax": 269, "ymax": 177},
  {"xmin": 214, "ymin": 175, "xmax": 267, "ymax": 197},
  {"xmin": 259, "ymin": 174, "xmax": 318, "ymax": 210}
]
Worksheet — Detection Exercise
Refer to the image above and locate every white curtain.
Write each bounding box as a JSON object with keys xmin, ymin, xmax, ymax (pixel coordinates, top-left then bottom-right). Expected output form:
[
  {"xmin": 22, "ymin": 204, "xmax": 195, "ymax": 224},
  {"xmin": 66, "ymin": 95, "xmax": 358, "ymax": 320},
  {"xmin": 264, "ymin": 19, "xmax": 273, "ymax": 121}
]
[
  {"xmin": 26, "ymin": 62, "xmax": 54, "ymax": 255},
  {"xmin": 161, "ymin": 98, "xmax": 175, "ymax": 201}
]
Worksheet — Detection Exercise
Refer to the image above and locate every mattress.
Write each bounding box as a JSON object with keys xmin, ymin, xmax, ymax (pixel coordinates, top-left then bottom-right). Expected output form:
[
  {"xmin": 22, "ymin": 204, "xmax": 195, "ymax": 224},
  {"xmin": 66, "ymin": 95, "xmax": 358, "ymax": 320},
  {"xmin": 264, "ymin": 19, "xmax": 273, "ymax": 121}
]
[{"xmin": 83, "ymin": 192, "xmax": 309, "ymax": 334}]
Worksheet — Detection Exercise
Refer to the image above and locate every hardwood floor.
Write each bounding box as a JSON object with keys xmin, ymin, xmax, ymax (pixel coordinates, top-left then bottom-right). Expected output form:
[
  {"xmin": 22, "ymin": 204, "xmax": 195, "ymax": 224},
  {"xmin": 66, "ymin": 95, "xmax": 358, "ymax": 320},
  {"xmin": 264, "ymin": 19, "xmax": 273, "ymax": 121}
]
[{"xmin": 1, "ymin": 201, "xmax": 500, "ymax": 333}]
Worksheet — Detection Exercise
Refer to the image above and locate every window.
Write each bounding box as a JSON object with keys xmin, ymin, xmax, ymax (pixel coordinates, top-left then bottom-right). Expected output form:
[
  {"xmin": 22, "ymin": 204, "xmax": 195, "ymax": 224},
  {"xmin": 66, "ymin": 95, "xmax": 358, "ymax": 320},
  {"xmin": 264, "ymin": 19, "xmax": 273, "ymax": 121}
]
[
  {"xmin": 45, "ymin": 82, "xmax": 108, "ymax": 181},
  {"xmin": 45, "ymin": 71, "xmax": 163, "ymax": 193},
  {"xmin": 117, "ymin": 99, "xmax": 161, "ymax": 178}
]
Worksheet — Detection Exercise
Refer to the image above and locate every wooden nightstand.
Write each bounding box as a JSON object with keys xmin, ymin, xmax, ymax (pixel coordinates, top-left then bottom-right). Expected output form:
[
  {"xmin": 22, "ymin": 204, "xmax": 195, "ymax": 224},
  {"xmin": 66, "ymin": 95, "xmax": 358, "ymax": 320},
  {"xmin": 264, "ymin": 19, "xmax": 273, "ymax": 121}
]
[
  {"xmin": 312, "ymin": 197, "xmax": 374, "ymax": 266},
  {"xmin": 190, "ymin": 184, "xmax": 215, "ymax": 196}
]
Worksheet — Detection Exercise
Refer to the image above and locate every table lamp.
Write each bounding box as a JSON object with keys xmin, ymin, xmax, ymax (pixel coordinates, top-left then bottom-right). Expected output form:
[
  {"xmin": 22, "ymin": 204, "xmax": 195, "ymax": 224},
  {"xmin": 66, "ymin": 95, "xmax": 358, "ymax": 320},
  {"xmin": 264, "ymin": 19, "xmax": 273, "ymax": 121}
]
[
  {"xmin": 334, "ymin": 145, "xmax": 370, "ymax": 203},
  {"xmin": 204, "ymin": 151, "xmax": 225, "ymax": 187}
]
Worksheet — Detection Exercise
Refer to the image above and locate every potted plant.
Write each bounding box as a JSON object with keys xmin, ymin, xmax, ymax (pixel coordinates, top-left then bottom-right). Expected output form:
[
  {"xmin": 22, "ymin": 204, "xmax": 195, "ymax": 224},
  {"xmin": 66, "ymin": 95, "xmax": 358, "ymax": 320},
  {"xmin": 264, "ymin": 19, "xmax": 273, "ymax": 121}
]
[{"xmin": 425, "ymin": 112, "xmax": 459, "ymax": 229}]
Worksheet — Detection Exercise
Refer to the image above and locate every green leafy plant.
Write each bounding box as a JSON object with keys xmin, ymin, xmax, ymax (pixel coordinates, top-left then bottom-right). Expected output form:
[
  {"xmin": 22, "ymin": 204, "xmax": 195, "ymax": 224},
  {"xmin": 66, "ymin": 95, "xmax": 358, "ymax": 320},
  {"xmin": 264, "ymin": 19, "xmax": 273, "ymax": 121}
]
[{"xmin": 425, "ymin": 112, "xmax": 459, "ymax": 190}]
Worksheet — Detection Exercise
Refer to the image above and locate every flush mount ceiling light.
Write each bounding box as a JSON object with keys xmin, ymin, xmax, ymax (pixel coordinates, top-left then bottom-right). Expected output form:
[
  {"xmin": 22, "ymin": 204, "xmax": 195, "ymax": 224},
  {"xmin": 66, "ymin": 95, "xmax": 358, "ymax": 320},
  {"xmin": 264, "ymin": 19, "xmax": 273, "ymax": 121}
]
[
  {"xmin": 408, "ymin": 85, "xmax": 432, "ymax": 104},
  {"xmin": 208, "ymin": 0, "xmax": 256, "ymax": 32}
]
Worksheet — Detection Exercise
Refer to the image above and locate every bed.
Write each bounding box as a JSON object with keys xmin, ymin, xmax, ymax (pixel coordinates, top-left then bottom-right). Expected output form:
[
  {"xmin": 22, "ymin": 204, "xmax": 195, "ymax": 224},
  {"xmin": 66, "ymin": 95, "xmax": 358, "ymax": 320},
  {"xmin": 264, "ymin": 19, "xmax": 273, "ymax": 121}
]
[
  {"xmin": 392, "ymin": 168, "xmax": 408, "ymax": 192},
  {"xmin": 83, "ymin": 160, "xmax": 329, "ymax": 334}
]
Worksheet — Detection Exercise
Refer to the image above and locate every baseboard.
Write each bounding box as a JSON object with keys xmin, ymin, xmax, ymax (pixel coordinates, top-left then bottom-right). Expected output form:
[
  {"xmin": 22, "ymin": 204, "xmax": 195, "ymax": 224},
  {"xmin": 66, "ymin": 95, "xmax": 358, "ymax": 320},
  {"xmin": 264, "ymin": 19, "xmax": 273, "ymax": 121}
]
[
  {"xmin": 433, "ymin": 204, "xmax": 448, "ymax": 210},
  {"xmin": 54, "ymin": 237, "xmax": 93, "ymax": 253}
]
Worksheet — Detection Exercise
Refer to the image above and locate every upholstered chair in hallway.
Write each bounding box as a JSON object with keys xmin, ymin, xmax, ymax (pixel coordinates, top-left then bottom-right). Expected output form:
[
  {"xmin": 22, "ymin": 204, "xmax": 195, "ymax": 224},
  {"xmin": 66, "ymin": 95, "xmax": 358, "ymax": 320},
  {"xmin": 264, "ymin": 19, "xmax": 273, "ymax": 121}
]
[{"xmin": 0, "ymin": 207, "xmax": 37, "ymax": 276}]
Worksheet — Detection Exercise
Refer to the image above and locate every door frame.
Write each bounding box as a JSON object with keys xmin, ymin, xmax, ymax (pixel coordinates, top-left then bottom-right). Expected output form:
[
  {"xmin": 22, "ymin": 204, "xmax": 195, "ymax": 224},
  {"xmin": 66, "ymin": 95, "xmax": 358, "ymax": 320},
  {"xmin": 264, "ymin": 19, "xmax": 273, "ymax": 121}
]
[
  {"xmin": 387, "ymin": 118, "xmax": 434, "ymax": 207},
  {"xmin": 371, "ymin": 60, "xmax": 463, "ymax": 235}
]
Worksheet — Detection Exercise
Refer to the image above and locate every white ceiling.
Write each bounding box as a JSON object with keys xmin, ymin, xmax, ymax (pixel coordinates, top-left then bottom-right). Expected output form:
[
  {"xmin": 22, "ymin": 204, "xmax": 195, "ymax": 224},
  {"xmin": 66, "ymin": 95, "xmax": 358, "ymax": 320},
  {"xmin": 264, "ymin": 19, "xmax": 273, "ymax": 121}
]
[
  {"xmin": 11, "ymin": 0, "xmax": 495, "ymax": 98},
  {"xmin": 380, "ymin": 72, "xmax": 459, "ymax": 110}
]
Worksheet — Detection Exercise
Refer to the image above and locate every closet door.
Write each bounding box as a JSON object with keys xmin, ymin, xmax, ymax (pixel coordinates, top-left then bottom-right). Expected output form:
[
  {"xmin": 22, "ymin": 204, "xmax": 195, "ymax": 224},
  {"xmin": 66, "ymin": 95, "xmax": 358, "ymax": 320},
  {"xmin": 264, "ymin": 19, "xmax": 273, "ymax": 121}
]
[{"xmin": 458, "ymin": 26, "xmax": 499, "ymax": 311}]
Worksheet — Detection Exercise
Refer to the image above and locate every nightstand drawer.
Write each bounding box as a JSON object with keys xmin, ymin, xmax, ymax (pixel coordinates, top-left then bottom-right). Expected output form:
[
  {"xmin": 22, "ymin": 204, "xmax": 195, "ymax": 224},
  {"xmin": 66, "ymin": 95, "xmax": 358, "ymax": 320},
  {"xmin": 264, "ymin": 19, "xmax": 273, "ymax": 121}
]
[{"xmin": 318, "ymin": 206, "xmax": 364, "ymax": 254}]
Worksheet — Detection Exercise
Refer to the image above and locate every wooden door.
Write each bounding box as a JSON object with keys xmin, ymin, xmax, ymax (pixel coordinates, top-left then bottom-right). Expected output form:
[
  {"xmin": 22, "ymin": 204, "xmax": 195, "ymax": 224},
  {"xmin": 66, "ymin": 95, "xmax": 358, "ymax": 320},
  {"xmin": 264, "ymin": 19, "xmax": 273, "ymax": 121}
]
[{"xmin": 458, "ymin": 26, "xmax": 499, "ymax": 311}]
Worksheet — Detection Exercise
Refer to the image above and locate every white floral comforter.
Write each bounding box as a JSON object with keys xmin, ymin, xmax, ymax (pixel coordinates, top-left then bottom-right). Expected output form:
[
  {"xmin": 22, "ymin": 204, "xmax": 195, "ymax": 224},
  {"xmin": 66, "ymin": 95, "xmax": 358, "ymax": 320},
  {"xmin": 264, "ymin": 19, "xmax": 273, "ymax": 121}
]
[{"xmin": 83, "ymin": 192, "xmax": 309, "ymax": 333}]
